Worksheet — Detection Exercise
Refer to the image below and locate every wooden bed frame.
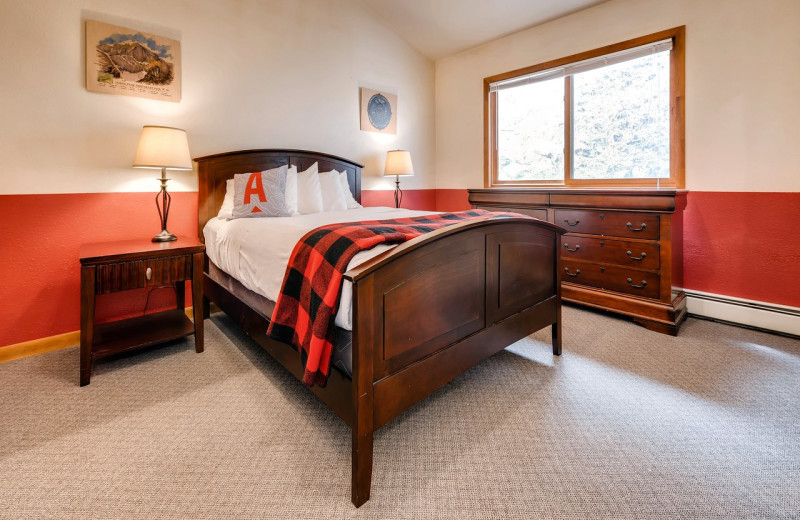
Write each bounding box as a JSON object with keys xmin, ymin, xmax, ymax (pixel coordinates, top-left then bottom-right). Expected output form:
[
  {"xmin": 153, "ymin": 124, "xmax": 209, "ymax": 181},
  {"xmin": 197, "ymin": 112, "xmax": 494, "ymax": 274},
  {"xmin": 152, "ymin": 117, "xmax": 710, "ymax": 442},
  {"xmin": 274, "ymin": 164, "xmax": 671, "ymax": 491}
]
[{"xmin": 195, "ymin": 149, "xmax": 565, "ymax": 506}]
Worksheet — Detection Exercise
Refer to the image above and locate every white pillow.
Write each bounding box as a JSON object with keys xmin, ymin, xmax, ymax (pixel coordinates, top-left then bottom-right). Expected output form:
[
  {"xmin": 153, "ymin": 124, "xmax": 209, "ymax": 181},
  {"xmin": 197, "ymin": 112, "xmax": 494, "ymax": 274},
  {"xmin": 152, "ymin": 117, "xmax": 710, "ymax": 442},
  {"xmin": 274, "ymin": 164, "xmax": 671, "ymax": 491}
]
[
  {"xmin": 319, "ymin": 169, "xmax": 348, "ymax": 211},
  {"xmin": 217, "ymin": 179, "xmax": 234, "ymax": 219},
  {"xmin": 296, "ymin": 162, "xmax": 323, "ymax": 214},
  {"xmin": 285, "ymin": 165, "xmax": 299, "ymax": 216},
  {"xmin": 338, "ymin": 171, "xmax": 362, "ymax": 209}
]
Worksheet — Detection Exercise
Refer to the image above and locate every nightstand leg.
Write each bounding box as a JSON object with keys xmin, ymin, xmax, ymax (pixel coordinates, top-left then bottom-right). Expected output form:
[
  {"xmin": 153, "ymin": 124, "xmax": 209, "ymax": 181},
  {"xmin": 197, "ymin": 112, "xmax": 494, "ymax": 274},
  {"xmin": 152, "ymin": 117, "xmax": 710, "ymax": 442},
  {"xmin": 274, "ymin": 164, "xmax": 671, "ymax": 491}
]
[
  {"xmin": 80, "ymin": 266, "xmax": 96, "ymax": 386},
  {"xmin": 202, "ymin": 295, "xmax": 210, "ymax": 320},
  {"xmin": 192, "ymin": 252, "xmax": 204, "ymax": 353}
]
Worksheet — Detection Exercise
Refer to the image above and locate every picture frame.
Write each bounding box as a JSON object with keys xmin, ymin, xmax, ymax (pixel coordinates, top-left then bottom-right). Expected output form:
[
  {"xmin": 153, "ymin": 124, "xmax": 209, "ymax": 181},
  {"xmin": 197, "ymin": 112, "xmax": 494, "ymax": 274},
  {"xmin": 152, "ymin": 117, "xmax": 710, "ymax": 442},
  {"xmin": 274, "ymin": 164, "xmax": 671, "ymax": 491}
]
[
  {"xmin": 360, "ymin": 88, "xmax": 397, "ymax": 134},
  {"xmin": 85, "ymin": 19, "xmax": 181, "ymax": 103}
]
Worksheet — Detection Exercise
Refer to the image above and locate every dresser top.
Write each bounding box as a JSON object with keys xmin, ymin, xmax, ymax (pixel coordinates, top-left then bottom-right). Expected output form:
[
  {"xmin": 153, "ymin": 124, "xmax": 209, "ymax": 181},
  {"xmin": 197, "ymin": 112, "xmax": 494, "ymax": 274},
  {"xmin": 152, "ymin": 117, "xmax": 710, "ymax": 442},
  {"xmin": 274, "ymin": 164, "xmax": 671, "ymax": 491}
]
[
  {"xmin": 468, "ymin": 187, "xmax": 686, "ymax": 196},
  {"xmin": 468, "ymin": 187, "xmax": 687, "ymax": 212}
]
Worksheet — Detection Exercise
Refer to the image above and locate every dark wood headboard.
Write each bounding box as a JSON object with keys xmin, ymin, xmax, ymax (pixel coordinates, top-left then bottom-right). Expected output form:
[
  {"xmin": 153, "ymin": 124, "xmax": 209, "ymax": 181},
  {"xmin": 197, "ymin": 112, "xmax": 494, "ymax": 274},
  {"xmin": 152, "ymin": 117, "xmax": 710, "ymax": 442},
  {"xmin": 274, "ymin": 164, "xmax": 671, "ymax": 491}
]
[{"xmin": 194, "ymin": 149, "xmax": 363, "ymax": 241}]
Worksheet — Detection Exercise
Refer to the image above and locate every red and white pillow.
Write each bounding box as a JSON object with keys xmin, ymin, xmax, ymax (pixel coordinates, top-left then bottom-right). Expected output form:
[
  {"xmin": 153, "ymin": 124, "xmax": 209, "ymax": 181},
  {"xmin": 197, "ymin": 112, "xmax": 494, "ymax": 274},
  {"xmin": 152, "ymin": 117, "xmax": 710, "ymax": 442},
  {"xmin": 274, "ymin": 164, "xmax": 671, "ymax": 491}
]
[{"xmin": 230, "ymin": 165, "xmax": 291, "ymax": 219}]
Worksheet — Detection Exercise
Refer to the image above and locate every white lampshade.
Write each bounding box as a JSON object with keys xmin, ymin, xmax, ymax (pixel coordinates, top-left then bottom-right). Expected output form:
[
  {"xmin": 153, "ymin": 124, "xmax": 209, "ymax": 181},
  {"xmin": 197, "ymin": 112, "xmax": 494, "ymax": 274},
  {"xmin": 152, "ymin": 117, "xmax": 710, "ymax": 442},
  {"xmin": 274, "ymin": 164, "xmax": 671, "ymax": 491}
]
[
  {"xmin": 384, "ymin": 150, "xmax": 414, "ymax": 177},
  {"xmin": 133, "ymin": 126, "xmax": 192, "ymax": 170}
]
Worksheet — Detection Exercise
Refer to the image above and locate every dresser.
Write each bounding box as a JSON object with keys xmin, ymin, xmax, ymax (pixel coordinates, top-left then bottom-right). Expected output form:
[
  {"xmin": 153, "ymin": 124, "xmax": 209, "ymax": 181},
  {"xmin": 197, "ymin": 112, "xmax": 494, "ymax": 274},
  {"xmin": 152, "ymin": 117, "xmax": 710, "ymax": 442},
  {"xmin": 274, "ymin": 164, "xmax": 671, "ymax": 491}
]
[{"xmin": 468, "ymin": 188, "xmax": 687, "ymax": 335}]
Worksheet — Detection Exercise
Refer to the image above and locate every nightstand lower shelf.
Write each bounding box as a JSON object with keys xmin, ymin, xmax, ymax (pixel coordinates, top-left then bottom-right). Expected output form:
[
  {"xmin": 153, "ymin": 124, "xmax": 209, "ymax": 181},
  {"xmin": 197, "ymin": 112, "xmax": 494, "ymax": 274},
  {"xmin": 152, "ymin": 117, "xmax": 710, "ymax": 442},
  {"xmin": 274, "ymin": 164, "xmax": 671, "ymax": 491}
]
[{"xmin": 92, "ymin": 309, "xmax": 195, "ymax": 360}]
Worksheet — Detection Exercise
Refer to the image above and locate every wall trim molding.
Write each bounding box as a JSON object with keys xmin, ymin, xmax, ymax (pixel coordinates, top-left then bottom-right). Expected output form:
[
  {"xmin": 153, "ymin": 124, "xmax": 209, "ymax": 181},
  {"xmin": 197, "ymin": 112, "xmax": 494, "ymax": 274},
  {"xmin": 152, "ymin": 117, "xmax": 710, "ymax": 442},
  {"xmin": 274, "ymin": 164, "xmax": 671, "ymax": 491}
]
[
  {"xmin": 0, "ymin": 307, "xmax": 199, "ymax": 365},
  {"xmin": 0, "ymin": 330, "xmax": 80, "ymax": 364},
  {"xmin": 683, "ymin": 289, "xmax": 800, "ymax": 337}
]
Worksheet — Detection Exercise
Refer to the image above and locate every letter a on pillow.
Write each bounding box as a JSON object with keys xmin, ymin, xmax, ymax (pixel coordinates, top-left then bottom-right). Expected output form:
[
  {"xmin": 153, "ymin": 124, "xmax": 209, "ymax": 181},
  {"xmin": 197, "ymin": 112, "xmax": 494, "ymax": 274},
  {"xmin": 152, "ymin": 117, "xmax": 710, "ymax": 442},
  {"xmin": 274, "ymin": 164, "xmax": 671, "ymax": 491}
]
[
  {"xmin": 231, "ymin": 165, "xmax": 291, "ymax": 219},
  {"xmin": 243, "ymin": 173, "xmax": 266, "ymax": 211}
]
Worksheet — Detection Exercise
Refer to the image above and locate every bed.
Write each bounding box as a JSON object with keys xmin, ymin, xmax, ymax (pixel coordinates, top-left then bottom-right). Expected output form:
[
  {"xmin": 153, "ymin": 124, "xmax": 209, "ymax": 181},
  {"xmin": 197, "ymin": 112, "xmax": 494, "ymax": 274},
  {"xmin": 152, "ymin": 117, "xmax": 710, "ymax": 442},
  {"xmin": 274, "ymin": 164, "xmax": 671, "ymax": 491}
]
[{"xmin": 196, "ymin": 149, "xmax": 565, "ymax": 506}]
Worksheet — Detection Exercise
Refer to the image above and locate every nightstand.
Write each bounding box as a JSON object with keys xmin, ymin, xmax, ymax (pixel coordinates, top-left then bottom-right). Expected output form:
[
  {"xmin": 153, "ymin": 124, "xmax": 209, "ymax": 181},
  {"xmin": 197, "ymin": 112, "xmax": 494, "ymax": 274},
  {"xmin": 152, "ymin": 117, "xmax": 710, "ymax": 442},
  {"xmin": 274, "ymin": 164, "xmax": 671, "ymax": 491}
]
[{"xmin": 79, "ymin": 237, "xmax": 205, "ymax": 386}]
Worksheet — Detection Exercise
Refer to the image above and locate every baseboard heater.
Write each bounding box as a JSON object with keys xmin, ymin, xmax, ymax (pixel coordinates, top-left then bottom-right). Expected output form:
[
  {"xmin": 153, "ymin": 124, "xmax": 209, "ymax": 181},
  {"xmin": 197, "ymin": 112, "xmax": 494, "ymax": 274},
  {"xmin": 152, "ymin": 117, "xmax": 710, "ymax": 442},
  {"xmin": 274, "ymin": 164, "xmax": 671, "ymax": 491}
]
[{"xmin": 683, "ymin": 289, "xmax": 800, "ymax": 338}]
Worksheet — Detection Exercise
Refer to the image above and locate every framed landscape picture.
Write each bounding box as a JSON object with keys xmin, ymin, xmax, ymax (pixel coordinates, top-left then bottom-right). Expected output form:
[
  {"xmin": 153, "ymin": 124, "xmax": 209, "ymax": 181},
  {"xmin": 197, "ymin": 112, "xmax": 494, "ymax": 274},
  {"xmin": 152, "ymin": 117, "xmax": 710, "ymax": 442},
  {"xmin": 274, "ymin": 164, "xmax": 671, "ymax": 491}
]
[
  {"xmin": 85, "ymin": 20, "xmax": 181, "ymax": 103},
  {"xmin": 360, "ymin": 88, "xmax": 397, "ymax": 134}
]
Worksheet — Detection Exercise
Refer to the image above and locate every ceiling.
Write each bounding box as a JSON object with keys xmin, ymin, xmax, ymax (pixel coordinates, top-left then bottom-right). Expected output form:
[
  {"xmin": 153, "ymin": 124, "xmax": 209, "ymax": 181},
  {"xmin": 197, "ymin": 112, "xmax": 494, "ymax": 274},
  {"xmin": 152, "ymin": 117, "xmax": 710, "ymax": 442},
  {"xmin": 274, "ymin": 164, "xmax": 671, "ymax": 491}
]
[{"xmin": 358, "ymin": 0, "xmax": 608, "ymax": 60}]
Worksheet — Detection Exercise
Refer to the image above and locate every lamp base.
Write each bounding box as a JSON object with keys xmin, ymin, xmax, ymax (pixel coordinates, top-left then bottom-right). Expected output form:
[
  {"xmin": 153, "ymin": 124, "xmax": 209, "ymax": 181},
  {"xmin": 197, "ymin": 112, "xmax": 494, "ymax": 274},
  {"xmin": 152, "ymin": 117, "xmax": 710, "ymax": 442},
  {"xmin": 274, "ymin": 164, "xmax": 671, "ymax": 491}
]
[
  {"xmin": 394, "ymin": 176, "xmax": 403, "ymax": 208},
  {"xmin": 152, "ymin": 230, "xmax": 178, "ymax": 242},
  {"xmin": 153, "ymin": 169, "xmax": 177, "ymax": 243}
]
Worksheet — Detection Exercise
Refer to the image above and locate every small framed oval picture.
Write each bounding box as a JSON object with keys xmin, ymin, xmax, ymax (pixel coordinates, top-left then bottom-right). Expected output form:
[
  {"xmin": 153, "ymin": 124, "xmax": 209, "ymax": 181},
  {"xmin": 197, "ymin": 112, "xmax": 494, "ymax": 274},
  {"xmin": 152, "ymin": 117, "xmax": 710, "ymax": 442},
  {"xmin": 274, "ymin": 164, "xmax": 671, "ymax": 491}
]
[{"xmin": 360, "ymin": 88, "xmax": 397, "ymax": 134}]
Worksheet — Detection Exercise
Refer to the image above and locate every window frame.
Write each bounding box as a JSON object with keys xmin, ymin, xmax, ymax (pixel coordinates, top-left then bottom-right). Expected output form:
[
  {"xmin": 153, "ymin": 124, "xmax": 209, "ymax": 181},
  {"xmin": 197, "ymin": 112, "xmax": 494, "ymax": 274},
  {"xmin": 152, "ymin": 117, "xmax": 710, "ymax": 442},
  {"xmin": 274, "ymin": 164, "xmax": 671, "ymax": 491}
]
[{"xmin": 484, "ymin": 26, "xmax": 685, "ymax": 188}]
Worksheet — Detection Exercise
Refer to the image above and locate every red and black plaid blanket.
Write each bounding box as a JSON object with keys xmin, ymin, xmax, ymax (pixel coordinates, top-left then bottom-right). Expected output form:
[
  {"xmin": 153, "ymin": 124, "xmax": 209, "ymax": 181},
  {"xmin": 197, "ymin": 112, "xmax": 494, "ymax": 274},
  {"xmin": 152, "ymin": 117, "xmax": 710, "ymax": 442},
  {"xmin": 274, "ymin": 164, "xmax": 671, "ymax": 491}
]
[{"xmin": 267, "ymin": 209, "xmax": 524, "ymax": 386}]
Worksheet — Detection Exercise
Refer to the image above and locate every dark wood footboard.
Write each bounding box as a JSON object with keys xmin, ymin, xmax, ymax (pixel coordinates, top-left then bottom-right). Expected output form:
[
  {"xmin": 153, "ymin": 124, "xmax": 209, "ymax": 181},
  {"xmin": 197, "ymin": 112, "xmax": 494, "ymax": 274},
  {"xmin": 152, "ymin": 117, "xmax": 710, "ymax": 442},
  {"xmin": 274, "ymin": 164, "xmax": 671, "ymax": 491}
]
[{"xmin": 346, "ymin": 217, "xmax": 563, "ymax": 505}]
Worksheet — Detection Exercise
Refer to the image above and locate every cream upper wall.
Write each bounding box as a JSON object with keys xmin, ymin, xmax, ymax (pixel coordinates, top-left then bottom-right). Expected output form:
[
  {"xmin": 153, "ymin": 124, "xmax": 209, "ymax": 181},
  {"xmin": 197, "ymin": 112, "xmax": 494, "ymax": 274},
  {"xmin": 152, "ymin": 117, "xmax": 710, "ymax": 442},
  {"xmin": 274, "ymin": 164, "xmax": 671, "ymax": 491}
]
[
  {"xmin": 435, "ymin": 0, "xmax": 800, "ymax": 192},
  {"xmin": 0, "ymin": 0, "xmax": 434, "ymax": 194}
]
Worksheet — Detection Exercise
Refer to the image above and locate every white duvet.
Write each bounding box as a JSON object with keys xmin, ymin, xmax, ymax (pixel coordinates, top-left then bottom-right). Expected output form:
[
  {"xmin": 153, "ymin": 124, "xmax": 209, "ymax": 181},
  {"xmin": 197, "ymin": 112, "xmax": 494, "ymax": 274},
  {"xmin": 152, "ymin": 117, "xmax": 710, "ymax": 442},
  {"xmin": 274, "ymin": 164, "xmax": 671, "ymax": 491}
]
[{"xmin": 203, "ymin": 206, "xmax": 438, "ymax": 331}]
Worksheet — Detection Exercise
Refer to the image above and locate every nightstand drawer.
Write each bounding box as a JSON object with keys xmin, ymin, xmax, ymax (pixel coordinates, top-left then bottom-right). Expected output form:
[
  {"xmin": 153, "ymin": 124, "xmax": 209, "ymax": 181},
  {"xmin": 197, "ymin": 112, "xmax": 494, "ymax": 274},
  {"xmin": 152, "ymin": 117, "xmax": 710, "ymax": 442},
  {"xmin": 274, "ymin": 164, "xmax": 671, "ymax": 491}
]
[
  {"xmin": 561, "ymin": 261, "xmax": 660, "ymax": 299},
  {"xmin": 95, "ymin": 255, "xmax": 192, "ymax": 294},
  {"xmin": 555, "ymin": 210, "xmax": 660, "ymax": 240},
  {"xmin": 560, "ymin": 236, "xmax": 660, "ymax": 270}
]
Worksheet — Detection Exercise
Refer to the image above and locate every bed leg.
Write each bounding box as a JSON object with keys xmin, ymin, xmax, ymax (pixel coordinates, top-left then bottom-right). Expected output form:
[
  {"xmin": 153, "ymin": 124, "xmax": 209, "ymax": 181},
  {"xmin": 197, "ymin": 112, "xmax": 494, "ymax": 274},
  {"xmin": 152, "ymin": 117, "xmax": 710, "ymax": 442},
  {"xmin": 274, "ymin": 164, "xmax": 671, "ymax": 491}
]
[
  {"xmin": 351, "ymin": 422, "xmax": 373, "ymax": 507},
  {"xmin": 552, "ymin": 321, "xmax": 562, "ymax": 356}
]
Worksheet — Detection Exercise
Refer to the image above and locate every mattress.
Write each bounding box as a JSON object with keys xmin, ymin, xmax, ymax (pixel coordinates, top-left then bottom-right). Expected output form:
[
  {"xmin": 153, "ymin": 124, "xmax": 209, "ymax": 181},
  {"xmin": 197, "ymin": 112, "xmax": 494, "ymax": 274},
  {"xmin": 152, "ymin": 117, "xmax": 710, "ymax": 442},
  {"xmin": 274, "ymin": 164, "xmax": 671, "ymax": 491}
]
[
  {"xmin": 203, "ymin": 206, "xmax": 439, "ymax": 376},
  {"xmin": 203, "ymin": 206, "xmax": 436, "ymax": 330}
]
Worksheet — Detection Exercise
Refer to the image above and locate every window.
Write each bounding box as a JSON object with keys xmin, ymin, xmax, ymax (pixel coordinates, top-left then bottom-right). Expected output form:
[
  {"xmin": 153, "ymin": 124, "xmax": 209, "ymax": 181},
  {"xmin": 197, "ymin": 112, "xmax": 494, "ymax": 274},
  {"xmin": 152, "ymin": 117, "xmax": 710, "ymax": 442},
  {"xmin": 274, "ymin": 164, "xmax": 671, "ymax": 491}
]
[{"xmin": 485, "ymin": 27, "xmax": 684, "ymax": 188}]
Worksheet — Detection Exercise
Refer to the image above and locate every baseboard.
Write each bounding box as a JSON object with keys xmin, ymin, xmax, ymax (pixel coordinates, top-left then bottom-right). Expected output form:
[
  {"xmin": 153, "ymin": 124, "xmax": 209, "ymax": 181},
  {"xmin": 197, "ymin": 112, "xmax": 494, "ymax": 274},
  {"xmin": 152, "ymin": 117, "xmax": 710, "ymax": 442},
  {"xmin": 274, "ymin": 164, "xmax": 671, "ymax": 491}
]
[
  {"xmin": 0, "ymin": 330, "xmax": 81, "ymax": 364},
  {"xmin": 683, "ymin": 289, "xmax": 800, "ymax": 337},
  {"xmin": 0, "ymin": 307, "xmax": 199, "ymax": 365}
]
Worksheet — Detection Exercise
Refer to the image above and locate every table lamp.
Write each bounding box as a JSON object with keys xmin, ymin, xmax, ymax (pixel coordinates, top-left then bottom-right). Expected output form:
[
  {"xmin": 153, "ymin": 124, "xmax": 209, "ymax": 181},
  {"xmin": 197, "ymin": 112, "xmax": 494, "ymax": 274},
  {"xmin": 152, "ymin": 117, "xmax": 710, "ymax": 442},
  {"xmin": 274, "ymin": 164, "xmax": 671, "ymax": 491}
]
[
  {"xmin": 384, "ymin": 150, "xmax": 414, "ymax": 208},
  {"xmin": 133, "ymin": 126, "xmax": 192, "ymax": 242}
]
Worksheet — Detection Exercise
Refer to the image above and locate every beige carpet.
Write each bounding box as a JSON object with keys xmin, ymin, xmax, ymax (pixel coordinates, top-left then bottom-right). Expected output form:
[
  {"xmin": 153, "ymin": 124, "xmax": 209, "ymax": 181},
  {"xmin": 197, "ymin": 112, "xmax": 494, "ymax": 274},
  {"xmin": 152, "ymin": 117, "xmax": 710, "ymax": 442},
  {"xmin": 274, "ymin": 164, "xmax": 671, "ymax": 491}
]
[{"xmin": 1, "ymin": 306, "xmax": 798, "ymax": 519}]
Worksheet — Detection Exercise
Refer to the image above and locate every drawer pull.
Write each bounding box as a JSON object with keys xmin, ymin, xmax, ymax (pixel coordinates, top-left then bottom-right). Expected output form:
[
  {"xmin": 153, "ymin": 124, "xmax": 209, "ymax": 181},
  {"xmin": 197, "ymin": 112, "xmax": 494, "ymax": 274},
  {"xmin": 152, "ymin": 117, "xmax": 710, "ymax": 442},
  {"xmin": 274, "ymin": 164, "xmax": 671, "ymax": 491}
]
[
  {"xmin": 626, "ymin": 277, "xmax": 647, "ymax": 289},
  {"xmin": 563, "ymin": 219, "xmax": 581, "ymax": 227},
  {"xmin": 145, "ymin": 267, "xmax": 153, "ymax": 281},
  {"xmin": 626, "ymin": 222, "xmax": 647, "ymax": 232},
  {"xmin": 563, "ymin": 243, "xmax": 581, "ymax": 253},
  {"xmin": 564, "ymin": 268, "xmax": 581, "ymax": 277},
  {"xmin": 626, "ymin": 251, "xmax": 647, "ymax": 261}
]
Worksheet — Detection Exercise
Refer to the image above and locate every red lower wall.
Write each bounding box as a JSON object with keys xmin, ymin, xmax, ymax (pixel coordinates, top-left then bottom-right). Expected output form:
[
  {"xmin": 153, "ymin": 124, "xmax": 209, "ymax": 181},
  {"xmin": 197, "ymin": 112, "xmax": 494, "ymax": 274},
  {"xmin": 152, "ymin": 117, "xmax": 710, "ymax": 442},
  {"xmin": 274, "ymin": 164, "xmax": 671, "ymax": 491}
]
[
  {"xmin": 682, "ymin": 192, "xmax": 800, "ymax": 307},
  {"xmin": 435, "ymin": 189, "xmax": 472, "ymax": 212},
  {"xmin": 0, "ymin": 193, "xmax": 198, "ymax": 347},
  {"xmin": 359, "ymin": 189, "xmax": 470, "ymax": 212},
  {"xmin": 0, "ymin": 189, "xmax": 798, "ymax": 348},
  {"xmin": 361, "ymin": 189, "xmax": 437, "ymax": 210}
]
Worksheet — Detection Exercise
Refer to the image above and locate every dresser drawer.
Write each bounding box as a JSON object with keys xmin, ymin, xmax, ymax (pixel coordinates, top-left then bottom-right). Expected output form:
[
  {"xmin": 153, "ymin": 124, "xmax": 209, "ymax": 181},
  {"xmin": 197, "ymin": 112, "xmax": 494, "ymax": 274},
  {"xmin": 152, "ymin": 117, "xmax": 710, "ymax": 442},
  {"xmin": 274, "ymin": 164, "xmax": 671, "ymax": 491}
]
[
  {"xmin": 560, "ymin": 236, "xmax": 660, "ymax": 270},
  {"xmin": 555, "ymin": 210, "xmax": 660, "ymax": 240},
  {"xmin": 561, "ymin": 261, "xmax": 660, "ymax": 299},
  {"xmin": 95, "ymin": 255, "xmax": 192, "ymax": 294},
  {"xmin": 479, "ymin": 205, "xmax": 548, "ymax": 220}
]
